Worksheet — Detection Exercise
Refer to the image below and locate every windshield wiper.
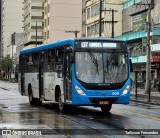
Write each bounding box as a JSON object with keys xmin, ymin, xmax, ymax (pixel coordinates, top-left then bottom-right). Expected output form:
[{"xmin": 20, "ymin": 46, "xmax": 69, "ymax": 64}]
[{"xmin": 88, "ymin": 50, "xmax": 99, "ymax": 75}]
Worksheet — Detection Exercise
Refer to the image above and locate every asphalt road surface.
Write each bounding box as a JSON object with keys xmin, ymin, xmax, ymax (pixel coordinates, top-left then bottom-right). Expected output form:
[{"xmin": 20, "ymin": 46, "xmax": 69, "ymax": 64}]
[{"xmin": 0, "ymin": 80, "xmax": 160, "ymax": 138}]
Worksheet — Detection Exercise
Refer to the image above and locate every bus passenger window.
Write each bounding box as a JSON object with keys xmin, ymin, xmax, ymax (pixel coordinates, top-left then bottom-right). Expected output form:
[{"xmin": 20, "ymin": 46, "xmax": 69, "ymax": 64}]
[
  {"xmin": 48, "ymin": 49, "xmax": 55, "ymax": 70},
  {"xmin": 27, "ymin": 54, "xmax": 33, "ymax": 65},
  {"xmin": 55, "ymin": 48, "xmax": 64, "ymax": 70},
  {"xmin": 33, "ymin": 53, "xmax": 39, "ymax": 71}
]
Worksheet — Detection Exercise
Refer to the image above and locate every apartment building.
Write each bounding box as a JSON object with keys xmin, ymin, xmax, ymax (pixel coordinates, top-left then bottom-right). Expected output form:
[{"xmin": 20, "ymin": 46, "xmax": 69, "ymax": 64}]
[
  {"xmin": 23, "ymin": 0, "xmax": 44, "ymax": 49},
  {"xmin": 0, "ymin": 0, "xmax": 23, "ymax": 57},
  {"xmin": 44, "ymin": 0, "xmax": 82, "ymax": 43},
  {"xmin": 84, "ymin": 0, "xmax": 122, "ymax": 38}
]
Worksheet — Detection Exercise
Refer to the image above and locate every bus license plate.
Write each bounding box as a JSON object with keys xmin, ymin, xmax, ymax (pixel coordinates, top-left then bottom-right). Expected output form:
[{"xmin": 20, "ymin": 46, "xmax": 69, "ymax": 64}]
[{"xmin": 100, "ymin": 101, "xmax": 109, "ymax": 105}]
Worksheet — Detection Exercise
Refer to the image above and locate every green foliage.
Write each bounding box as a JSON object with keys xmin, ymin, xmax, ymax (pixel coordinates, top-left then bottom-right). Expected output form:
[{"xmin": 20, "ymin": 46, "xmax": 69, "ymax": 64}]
[{"xmin": 0, "ymin": 55, "xmax": 12, "ymax": 71}]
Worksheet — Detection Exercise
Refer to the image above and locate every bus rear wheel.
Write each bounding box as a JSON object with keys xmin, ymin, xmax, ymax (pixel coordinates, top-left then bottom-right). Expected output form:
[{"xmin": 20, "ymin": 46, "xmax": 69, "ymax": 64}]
[
  {"xmin": 100, "ymin": 104, "xmax": 112, "ymax": 113},
  {"xmin": 58, "ymin": 93, "xmax": 65, "ymax": 112},
  {"xmin": 28, "ymin": 86, "xmax": 41, "ymax": 105}
]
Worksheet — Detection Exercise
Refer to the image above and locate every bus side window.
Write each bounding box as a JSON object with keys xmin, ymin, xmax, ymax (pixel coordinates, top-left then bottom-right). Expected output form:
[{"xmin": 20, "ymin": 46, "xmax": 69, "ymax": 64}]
[
  {"xmin": 26, "ymin": 54, "xmax": 33, "ymax": 72},
  {"xmin": 48, "ymin": 49, "xmax": 55, "ymax": 71},
  {"xmin": 19, "ymin": 55, "xmax": 26, "ymax": 72},
  {"xmin": 33, "ymin": 52, "xmax": 39, "ymax": 71},
  {"xmin": 56, "ymin": 48, "xmax": 64, "ymax": 70},
  {"xmin": 27, "ymin": 54, "xmax": 33, "ymax": 65}
]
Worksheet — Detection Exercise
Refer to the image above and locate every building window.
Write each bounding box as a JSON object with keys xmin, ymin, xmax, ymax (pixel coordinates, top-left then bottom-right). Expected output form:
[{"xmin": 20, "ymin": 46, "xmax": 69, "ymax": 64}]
[
  {"xmin": 91, "ymin": 3, "xmax": 100, "ymax": 17},
  {"xmin": 95, "ymin": 23, "xmax": 99, "ymax": 35},
  {"xmin": 48, "ymin": 17, "xmax": 49, "ymax": 26},
  {"xmin": 87, "ymin": 8, "xmax": 90, "ymax": 19},
  {"xmin": 87, "ymin": 26, "xmax": 91, "ymax": 37},
  {"xmin": 91, "ymin": 5, "xmax": 96, "ymax": 17},
  {"xmin": 47, "ymin": 30, "xmax": 49, "ymax": 39},
  {"xmin": 48, "ymin": 4, "xmax": 50, "ymax": 13}
]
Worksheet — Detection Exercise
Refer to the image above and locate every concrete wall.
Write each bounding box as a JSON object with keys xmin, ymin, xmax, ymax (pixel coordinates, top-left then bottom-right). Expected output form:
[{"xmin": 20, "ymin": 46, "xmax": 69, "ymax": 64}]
[{"xmin": 47, "ymin": 0, "xmax": 82, "ymax": 43}]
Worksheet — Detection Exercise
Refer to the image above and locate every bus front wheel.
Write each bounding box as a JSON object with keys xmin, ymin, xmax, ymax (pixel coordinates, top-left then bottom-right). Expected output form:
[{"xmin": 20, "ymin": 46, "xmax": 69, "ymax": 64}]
[
  {"xmin": 58, "ymin": 93, "xmax": 66, "ymax": 112},
  {"xmin": 100, "ymin": 104, "xmax": 112, "ymax": 113}
]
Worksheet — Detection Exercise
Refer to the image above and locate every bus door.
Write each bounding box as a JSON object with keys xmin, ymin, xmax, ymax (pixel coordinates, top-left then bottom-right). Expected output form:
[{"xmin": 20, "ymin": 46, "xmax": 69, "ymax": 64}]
[
  {"xmin": 64, "ymin": 52, "xmax": 72, "ymax": 101},
  {"xmin": 20, "ymin": 55, "xmax": 25, "ymax": 95},
  {"xmin": 39, "ymin": 52, "xmax": 45, "ymax": 99}
]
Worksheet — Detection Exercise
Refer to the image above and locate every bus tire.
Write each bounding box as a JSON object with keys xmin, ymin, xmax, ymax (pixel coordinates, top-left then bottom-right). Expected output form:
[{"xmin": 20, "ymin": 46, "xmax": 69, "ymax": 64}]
[
  {"xmin": 58, "ymin": 93, "xmax": 65, "ymax": 112},
  {"xmin": 100, "ymin": 104, "xmax": 112, "ymax": 113},
  {"xmin": 28, "ymin": 86, "xmax": 41, "ymax": 105}
]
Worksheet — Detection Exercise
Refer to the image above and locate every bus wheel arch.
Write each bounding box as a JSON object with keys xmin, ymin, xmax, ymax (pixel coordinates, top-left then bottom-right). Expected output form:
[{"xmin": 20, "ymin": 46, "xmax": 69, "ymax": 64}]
[
  {"xmin": 28, "ymin": 84, "xmax": 41, "ymax": 105},
  {"xmin": 55, "ymin": 85, "xmax": 60, "ymax": 102}
]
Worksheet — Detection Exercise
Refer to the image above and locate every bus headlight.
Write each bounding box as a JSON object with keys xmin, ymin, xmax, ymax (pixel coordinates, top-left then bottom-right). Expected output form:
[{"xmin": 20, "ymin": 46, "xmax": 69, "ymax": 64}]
[
  {"xmin": 75, "ymin": 85, "xmax": 86, "ymax": 96},
  {"xmin": 122, "ymin": 85, "xmax": 130, "ymax": 95}
]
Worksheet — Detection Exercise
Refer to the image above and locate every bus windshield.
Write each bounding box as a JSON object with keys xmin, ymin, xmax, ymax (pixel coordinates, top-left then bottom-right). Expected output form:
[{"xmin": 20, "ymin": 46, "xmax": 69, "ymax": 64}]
[{"xmin": 75, "ymin": 51, "xmax": 128, "ymax": 84}]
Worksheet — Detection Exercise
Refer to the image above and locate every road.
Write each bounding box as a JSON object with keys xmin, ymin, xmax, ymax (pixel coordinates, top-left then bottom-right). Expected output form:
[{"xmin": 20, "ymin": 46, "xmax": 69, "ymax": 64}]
[{"xmin": 0, "ymin": 80, "xmax": 160, "ymax": 138}]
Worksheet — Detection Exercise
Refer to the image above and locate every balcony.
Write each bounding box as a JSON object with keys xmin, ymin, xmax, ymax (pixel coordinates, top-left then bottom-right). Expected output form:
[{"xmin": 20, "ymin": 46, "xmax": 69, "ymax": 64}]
[{"xmin": 31, "ymin": 16, "xmax": 44, "ymax": 20}]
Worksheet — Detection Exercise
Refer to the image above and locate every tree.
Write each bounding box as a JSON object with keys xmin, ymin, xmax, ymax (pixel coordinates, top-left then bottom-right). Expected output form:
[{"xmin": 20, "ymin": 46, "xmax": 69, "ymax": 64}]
[{"xmin": 0, "ymin": 55, "xmax": 12, "ymax": 78}]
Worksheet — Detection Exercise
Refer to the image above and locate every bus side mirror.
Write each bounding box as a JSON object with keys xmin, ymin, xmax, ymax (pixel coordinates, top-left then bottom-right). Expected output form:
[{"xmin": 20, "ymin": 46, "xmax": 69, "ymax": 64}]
[
  {"xmin": 129, "ymin": 59, "xmax": 133, "ymax": 72},
  {"xmin": 65, "ymin": 47, "xmax": 72, "ymax": 53}
]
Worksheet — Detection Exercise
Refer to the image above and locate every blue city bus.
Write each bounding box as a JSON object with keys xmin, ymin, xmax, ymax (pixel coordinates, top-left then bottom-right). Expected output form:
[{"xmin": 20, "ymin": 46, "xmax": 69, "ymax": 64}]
[{"xmin": 18, "ymin": 37, "xmax": 132, "ymax": 113}]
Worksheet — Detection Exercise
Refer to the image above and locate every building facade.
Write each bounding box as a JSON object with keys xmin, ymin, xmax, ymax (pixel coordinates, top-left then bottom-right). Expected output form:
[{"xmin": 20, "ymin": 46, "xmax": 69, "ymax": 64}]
[
  {"xmin": 6, "ymin": 33, "xmax": 23, "ymax": 77},
  {"xmin": 0, "ymin": 0, "xmax": 2, "ymax": 61},
  {"xmin": 1, "ymin": 0, "xmax": 23, "ymax": 57},
  {"xmin": 44, "ymin": 0, "xmax": 82, "ymax": 44},
  {"xmin": 117, "ymin": 0, "xmax": 160, "ymax": 83},
  {"xmin": 23, "ymin": 0, "xmax": 44, "ymax": 49},
  {"xmin": 83, "ymin": 0, "xmax": 122, "ymax": 38}
]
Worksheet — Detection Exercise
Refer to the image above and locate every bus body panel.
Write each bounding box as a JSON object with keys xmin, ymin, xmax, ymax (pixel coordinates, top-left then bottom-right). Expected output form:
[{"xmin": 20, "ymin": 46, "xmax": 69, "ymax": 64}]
[
  {"xmin": 71, "ymin": 80, "xmax": 131, "ymax": 105},
  {"xmin": 18, "ymin": 37, "xmax": 131, "ymax": 109},
  {"xmin": 25, "ymin": 73, "xmax": 39, "ymax": 98},
  {"xmin": 43, "ymin": 72, "xmax": 63, "ymax": 101}
]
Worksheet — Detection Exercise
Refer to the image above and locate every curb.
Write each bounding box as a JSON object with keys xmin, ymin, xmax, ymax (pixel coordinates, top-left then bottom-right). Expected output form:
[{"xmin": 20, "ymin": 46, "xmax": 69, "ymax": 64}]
[
  {"xmin": 131, "ymin": 93, "xmax": 160, "ymax": 100},
  {"xmin": 130, "ymin": 96, "xmax": 160, "ymax": 105}
]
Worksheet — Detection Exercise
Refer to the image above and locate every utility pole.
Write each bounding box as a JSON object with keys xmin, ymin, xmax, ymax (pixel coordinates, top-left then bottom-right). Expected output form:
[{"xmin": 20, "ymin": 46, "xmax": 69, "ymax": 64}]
[
  {"xmin": 104, "ymin": 9, "xmax": 118, "ymax": 38},
  {"xmin": 11, "ymin": 32, "xmax": 16, "ymax": 78},
  {"xmin": 99, "ymin": 0, "xmax": 102, "ymax": 36},
  {"xmin": 36, "ymin": 21, "xmax": 37, "ymax": 47},
  {"xmin": 99, "ymin": 0, "xmax": 118, "ymax": 38},
  {"xmin": 145, "ymin": 3, "xmax": 152, "ymax": 101},
  {"xmin": 65, "ymin": 30, "xmax": 80, "ymax": 38},
  {"xmin": 135, "ymin": 2, "xmax": 153, "ymax": 101}
]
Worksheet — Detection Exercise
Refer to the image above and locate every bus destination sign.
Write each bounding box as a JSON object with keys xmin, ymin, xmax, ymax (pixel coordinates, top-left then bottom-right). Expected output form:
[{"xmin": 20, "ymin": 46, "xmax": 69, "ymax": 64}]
[{"xmin": 81, "ymin": 42, "xmax": 117, "ymax": 48}]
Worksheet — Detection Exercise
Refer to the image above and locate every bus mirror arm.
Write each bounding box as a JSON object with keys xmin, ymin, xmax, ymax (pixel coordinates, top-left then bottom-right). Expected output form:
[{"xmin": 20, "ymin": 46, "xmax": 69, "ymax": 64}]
[
  {"xmin": 129, "ymin": 59, "xmax": 133, "ymax": 72},
  {"xmin": 70, "ymin": 53, "xmax": 74, "ymax": 63}
]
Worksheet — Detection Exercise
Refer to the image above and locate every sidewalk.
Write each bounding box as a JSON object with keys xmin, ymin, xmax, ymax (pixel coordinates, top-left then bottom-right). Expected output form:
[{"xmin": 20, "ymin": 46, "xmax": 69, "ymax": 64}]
[{"xmin": 130, "ymin": 88, "xmax": 160, "ymax": 105}]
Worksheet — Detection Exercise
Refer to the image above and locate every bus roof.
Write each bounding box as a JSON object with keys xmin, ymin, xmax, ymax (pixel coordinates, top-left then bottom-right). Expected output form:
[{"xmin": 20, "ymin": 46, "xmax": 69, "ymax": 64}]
[{"xmin": 20, "ymin": 37, "xmax": 126, "ymax": 55}]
